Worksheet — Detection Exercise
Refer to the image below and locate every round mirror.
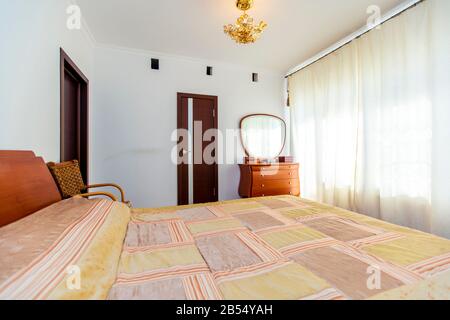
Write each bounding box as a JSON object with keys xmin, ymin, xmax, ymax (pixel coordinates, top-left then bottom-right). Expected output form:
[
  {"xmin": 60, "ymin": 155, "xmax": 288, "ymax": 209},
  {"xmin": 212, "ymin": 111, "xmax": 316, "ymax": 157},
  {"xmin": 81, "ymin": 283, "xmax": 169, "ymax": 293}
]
[{"xmin": 240, "ymin": 114, "xmax": 286, "ymax": 160}]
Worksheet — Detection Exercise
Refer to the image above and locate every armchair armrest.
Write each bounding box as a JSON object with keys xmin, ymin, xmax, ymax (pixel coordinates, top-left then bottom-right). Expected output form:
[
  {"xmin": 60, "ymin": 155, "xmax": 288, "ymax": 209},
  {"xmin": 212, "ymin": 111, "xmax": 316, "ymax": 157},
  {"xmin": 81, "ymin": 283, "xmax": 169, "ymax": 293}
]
[
  {"xmin": 76, "ymin": 192, "xmax": 117, "ymax": 202},
  {"xmin": 86, "ymin": 183, "xmax": 129, "ymax": 205}
]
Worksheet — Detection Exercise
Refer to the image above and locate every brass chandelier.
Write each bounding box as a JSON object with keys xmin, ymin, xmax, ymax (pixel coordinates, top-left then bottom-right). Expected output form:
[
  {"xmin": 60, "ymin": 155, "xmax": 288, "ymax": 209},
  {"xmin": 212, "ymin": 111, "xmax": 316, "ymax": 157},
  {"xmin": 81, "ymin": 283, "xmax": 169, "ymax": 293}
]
[{"xmin": 224, "ymin": 0, "xmax": 267, "ymax": 44}]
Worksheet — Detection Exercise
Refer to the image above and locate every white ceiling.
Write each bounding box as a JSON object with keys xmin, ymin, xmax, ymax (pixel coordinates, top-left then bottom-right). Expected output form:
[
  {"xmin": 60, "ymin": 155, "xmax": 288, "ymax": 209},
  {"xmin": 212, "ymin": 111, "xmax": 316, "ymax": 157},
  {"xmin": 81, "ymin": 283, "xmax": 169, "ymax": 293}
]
[{"xmin": 77, "ymin": 0, "xmax": 405, "ymax": 73}]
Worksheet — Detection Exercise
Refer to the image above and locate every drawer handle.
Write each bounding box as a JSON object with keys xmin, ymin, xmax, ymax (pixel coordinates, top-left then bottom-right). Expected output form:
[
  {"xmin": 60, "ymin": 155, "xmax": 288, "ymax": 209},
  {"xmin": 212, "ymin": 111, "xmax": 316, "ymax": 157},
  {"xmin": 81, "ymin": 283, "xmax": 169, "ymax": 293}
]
[{"xmin": 261, "ymin": 184, "xmax": 265, "ymax": 188}]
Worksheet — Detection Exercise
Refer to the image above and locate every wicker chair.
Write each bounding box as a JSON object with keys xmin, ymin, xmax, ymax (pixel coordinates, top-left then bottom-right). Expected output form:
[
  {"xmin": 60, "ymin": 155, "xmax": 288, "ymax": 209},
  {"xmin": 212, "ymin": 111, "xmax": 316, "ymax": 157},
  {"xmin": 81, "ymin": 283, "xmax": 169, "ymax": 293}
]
[{"xmin": 47, "ymin": 160, "xmax": 131, "ymax": 206}]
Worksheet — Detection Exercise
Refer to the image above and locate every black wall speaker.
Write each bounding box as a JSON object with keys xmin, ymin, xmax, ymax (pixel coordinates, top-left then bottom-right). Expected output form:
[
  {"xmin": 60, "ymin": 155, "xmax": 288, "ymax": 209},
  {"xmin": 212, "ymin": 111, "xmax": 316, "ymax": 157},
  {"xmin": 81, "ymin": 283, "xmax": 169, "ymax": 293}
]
[
  {"xmin": 207, "ymin": 66, "xmax": 213, "ymax": 76},
  {"xmin": 252, "ymin": 73, "xmax": 259, "ymax": 82},
  {"xmin": 151, "ymin": 58, "xmax": 160, "ymax": 70}
]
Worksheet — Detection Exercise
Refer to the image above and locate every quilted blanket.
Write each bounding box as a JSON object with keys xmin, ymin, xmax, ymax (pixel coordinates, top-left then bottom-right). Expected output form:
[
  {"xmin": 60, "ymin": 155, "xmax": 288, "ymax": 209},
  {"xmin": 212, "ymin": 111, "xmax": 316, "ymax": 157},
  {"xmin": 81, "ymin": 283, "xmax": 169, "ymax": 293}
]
[
  {"xmin": 1, "ymin": 196, "xmax": 449, "ymax": 300},
  {"xmin": 108, "ymin": 196, "xmax": 450, "ymax": 300}
]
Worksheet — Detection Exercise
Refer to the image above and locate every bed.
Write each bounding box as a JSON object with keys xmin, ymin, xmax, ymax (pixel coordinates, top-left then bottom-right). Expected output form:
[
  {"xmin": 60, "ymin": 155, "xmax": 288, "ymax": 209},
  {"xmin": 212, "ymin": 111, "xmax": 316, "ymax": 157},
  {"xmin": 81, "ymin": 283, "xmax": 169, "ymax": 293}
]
[{"xmin": 1, "ymin": 152, "xmax": 450, "ymax": 300}]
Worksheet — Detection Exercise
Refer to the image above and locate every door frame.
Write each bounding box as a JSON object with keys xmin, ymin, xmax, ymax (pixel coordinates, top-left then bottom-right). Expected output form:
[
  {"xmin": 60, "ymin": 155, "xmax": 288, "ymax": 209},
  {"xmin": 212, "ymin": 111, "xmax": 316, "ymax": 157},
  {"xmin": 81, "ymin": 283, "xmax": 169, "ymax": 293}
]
[
  {"xmin": 60, "ymin": 48, "xmax": 89, "ymax": 183},
  {"xmin": 177, "ymin": 93, "xmax": 219, "ymax": 205}
]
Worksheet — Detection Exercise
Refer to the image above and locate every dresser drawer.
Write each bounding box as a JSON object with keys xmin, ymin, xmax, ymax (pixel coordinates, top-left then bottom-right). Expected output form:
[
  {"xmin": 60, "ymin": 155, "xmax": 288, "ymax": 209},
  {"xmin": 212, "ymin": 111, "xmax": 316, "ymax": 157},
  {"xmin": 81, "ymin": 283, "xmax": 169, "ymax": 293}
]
[
  {"xmin": 253, "ymin": 187, "xmax": 300, "ymax": 197},
  {"xmin": 253, "ymin": 179, "xmax": 299, "ymax": 191},
  {"xmin": 253, "ymin": 170, "xmax": 298, "ymax": 181},
  {"xmin": 251, "ymin": 164, "xmax": 299, "ymax": 172}
]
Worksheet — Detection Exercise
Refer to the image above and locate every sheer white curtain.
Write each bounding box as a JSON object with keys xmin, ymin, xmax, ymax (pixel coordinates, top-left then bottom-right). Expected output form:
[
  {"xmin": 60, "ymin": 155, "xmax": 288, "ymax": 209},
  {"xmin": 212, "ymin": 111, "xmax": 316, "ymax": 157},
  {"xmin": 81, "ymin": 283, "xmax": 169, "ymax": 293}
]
[{"xmin": 289, "ymin": 0, "xmax": 450, "ymax": 236}]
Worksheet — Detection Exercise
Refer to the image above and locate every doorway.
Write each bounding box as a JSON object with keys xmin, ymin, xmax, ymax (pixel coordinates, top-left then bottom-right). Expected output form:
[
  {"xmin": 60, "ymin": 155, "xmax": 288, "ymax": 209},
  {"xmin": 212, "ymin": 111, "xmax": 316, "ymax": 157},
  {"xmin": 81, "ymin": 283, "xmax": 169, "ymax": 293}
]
[
  {"xmin": 60, "ymin": 48, "xmax": 89, "ymax": 183},
  {"xmin": 177, "ymin": 93, "xmax": 218, "ymax": 205}
]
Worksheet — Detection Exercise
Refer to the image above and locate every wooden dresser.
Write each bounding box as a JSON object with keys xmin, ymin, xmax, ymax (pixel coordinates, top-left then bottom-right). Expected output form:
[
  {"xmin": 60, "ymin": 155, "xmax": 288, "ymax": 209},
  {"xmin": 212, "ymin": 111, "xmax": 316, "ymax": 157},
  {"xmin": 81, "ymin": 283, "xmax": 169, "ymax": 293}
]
[{"xmin": 238, "ymin": 163, "xmax": 300, "ymax": 198}]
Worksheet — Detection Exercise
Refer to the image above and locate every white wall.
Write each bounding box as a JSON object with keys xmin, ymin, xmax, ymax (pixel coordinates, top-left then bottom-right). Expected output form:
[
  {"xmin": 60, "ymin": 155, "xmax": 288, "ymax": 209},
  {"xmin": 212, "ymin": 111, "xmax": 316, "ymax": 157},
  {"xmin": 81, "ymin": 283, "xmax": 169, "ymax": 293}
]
[
  {"xmin": 92, "ymin": 46, "xmax": 285, "ymax": 207},
  {"xmin": 0, "ymin": 1, "xmax": 286, "ymax": 208},
  {"xmin": 0, "ymin": 0, "xmax": 94, "ymax": 163}
]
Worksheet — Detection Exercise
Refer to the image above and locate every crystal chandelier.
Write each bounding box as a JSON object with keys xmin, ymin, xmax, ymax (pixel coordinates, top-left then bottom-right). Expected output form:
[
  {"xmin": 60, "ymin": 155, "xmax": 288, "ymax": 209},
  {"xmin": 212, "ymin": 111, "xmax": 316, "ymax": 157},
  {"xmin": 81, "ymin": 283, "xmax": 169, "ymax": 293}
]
[{"xmin": 224, "ymin": 0, "xmax": 267, "ymax": 44}]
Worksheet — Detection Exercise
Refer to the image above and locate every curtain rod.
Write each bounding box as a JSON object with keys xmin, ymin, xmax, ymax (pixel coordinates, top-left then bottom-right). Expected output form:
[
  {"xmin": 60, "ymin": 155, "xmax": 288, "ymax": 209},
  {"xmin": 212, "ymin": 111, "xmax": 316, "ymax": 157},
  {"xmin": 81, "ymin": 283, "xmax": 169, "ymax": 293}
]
[{"xmin": 285, "ymin": 0, "xmax": 424, "ymax": 79}]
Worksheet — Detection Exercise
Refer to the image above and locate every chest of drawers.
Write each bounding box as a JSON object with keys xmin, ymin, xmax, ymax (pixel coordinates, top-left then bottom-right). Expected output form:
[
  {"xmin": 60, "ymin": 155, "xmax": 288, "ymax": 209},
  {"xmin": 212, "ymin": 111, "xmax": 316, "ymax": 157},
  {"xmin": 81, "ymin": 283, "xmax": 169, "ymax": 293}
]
[{"xmin": 238, "ymin": 163, "xmax": 300, "ymax": 198}]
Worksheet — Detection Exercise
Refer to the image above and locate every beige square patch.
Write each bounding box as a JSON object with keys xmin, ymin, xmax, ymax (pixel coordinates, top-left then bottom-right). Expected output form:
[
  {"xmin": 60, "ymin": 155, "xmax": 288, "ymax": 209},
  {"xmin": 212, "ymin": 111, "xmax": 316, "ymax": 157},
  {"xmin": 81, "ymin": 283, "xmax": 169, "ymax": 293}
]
[
  {"xmin": 292, "ymin": 247, "xmax": 404, "ymax": 299},
  {"xmin": 108, "ymin": 278, "xmax": 187, "ymax": 300},
  {"xmin": 257, "ymin": 199, "xmax": 296, "ymax": 209},
  {"xmin": 218, "ymin": 262, "xmax": 332, "ymax": 300},
  {"xmin": 125, "ymin": 222, "xmax": 172, "ymax": 247},
  {"xmin": 196, "ymin": 233, "xmax": 263, "ymax": 272},
  {"xmin": 303, "ymin": 218, "xmax": 376, "ymax": 242},
  {"xmin": 125, "ymin": 220, "xmax": 193, "ymax": 247},
  {"xmin": 177, "ymin": 207, "xmax": 217, "ymax": 222},
  {"xmin": 235, "ymin": 212, "xmax": 285, "ymax": 231}
]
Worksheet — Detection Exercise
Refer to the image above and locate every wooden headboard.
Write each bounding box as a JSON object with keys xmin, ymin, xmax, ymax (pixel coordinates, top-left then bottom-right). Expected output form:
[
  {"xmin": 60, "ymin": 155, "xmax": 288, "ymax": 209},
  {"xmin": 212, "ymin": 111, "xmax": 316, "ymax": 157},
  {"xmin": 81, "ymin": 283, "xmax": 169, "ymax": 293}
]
[
  {"xmin": 0, "ymin": 150, "xmax": 36, "ymax": 159},
  {"xmin": 0, "ymin": 151, "xmax": 62, "ymax": 227}
]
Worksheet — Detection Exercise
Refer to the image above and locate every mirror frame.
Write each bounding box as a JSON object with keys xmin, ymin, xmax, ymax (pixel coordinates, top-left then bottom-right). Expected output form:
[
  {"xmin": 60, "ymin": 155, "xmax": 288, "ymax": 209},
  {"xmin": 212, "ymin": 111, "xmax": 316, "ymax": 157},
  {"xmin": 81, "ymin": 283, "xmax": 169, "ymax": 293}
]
[{"xmin": 239, "ymin": 113, "xmax": 287, "ymax": 159}]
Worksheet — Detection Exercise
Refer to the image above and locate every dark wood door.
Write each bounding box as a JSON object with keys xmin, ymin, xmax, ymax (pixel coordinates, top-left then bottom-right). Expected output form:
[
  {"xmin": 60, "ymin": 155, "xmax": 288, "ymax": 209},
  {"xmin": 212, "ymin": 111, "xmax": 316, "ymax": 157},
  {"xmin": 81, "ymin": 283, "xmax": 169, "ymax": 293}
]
[
  {"xmin": 60, "ymin": 49, "xmax": 89, "ymax": 183},
  {"xmin": 62, "ymin": 71, "xmax": 79, "ymax": 162},
  {"xmin": 177, "ymin": 93, "xmax": 218, "ymax": 205}
]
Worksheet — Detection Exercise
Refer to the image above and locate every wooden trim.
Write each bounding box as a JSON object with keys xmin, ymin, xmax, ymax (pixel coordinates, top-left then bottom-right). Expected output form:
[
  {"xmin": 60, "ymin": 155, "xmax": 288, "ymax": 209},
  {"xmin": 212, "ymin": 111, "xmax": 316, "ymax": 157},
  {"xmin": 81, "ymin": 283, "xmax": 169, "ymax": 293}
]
[
  {"xmin": 177, "ymin": 93, "xmax": 219, "ymax": 205},
  {"xmin": 60, "ymin": 48, "xmax": 89, "ymax": 83},
  {"xmin": 239, "ymin": 113, "xmax": 287, "ymax": 159},
  {"xmin": 76, "ymin": 192, "xmax": 117, "ymax": 202},
  {"xmin": 177, "ymin": 93, "xmax": 187, "ymax": 205},
  {"xmin": 60, "ymin": 48, "xmax": 89, "ymax": 184},
  {"xmin": 213, "ymin": 96, "xmax": 219, "ymax": 203},
  {"xmin": 87, "ymin": 183, "xmax": 127, "ymax": 203},
  {"xmin": 0, "ymin": 151, "xmax": 36, "ymax": 158},
  {"xmin": 177, "ymin": 93, "xmax": 218, "ymax": 101}
]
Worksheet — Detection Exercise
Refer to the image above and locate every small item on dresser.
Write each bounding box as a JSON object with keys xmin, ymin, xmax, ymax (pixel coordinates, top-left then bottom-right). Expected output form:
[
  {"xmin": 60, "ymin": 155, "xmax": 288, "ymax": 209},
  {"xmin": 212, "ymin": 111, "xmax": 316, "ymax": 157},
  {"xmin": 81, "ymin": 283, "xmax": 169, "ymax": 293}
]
[
  {"xmin": 244, "ymin": 157, "xmax": 276, "ymax": 164},
  {"xmin": 244, "ymin": 157, "xmax": 257, "ymax": 164},
  {"xmin": 277, "ymin": 156, "xmax": 294, "ymax": 163}
]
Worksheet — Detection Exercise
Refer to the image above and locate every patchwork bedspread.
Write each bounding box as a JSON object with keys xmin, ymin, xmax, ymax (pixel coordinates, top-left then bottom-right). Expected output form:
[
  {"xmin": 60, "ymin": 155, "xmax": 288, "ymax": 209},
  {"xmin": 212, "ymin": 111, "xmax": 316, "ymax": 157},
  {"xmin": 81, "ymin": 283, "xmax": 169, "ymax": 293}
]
[
  {"xmin": 109, "ymin": 196, "xmax": 450, "ymax": 300},
  {"xmin": 1, "ymin": 196, "xmax": 449, "ymax": 300}
]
